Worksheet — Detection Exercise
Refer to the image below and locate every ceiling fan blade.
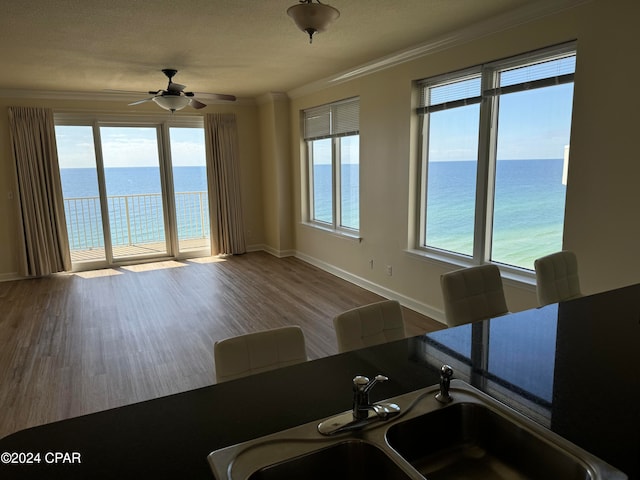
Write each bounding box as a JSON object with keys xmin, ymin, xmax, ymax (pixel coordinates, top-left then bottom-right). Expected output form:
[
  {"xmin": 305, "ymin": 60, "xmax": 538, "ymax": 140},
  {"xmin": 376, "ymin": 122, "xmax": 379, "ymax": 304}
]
[
  {"xmin": 189, "ymin": 98, "xmax": 207, "ymax": 109},
  {"xmin": 104, "ymin": 89, "xmax": 149, "ymax": 94},
  {"xmin": 210, "ymin": 93, "xmax": 236, "ymax": 102},
  {"xmin": 128, "ymin": 97, "xmax": 154, "ymax": 106},
  {"xmin": 168, "ymin": 82, "xmax": 186, "ymax": 93}
]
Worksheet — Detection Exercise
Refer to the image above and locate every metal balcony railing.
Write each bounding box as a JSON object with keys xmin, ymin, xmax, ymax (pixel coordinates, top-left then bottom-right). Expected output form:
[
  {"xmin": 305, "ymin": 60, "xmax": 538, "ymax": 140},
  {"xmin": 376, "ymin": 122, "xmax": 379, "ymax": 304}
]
[{"xmin": 63, "ymin": 192, "xmax": 209, "ymax": 252}]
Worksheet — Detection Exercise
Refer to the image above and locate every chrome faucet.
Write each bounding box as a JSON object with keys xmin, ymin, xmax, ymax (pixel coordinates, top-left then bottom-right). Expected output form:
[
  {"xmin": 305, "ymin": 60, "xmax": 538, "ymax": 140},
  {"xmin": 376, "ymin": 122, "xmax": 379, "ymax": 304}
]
[
  {"xmin": 353, "ymin": 375, "xmax": 384, "ymax": 419},
  {"xmin": 318, "ymin": 374, "xmax": 401, "ymax": 435},
  {"xmin": 435, "ymin": 364, "xmax": 453, "ymax": 403}
]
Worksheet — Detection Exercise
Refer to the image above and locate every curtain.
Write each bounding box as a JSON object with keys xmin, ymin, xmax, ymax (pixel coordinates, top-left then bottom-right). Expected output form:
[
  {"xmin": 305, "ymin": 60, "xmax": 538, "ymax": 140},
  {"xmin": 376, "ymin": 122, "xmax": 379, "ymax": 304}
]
[
  {"xmin": 8, "ymin": 107, "xmax": 71, "ymax": 276},
  {"xmin": 204, "ymin": 113, "xmax": 246, "ymax": 255}
]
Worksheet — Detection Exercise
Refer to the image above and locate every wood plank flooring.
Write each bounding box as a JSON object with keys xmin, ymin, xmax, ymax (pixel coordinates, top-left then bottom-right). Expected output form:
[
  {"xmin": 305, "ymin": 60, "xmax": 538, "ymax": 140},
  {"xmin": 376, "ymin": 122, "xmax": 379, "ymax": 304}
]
[{"xmin": 0, "ymin": 251, "xmax": 443, "ymax": 439}]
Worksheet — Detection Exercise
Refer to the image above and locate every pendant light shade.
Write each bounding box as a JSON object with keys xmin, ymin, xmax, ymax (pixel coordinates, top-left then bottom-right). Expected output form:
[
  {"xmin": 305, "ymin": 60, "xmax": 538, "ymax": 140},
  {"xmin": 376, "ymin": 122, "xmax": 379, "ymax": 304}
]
[
  {"xmin": 287, "ymin": 0, "xmax": 340, "ymax": 43},
  {"xmin": 153, "ymin": 95, "xmax": 190, "ymax": 112}
]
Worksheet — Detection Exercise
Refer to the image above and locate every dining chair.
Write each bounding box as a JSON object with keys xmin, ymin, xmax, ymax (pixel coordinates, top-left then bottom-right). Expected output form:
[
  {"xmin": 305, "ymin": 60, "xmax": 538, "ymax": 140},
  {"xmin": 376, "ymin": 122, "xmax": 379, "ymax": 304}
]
[
  {"xmin": 534, "ymin": 250, "xmax": 582, "ymax": 307},
  {"xmin": 333, "ymin": 299, "xmax": 406, "ymax": 353},
  {"xmin": 440, "ymin": 264, "xmax": 509, "ymax": 327},
  {"xmin": 213, "ymin": 326, "xmax": 307, "ymax": 382}
]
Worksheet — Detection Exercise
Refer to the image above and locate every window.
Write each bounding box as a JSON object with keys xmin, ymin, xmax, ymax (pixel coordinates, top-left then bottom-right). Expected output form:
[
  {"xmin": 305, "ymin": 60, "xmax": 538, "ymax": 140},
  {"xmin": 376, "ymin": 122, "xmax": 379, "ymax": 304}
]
[
  {"xmin": 55, "ymin": 114, "xmax": 209, "ymax": 266},
  {"xmin": 416, "ymin": 42, "xmax": 576, "ymax": 271},
  {"xmin": 303, "ymin": 97, "xmax": 360, "ymax": 232}
]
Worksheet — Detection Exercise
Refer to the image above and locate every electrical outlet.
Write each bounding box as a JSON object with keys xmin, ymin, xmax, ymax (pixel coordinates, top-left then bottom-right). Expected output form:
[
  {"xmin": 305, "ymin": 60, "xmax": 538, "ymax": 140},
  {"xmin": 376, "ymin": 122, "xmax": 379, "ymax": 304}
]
[
  {"xmin": 369, "ymin": 259, "xmax": 374, "ymax": 269},
  {"xmin": 386, "ymin": 265, "xmax": 392, "ymax": 276}
]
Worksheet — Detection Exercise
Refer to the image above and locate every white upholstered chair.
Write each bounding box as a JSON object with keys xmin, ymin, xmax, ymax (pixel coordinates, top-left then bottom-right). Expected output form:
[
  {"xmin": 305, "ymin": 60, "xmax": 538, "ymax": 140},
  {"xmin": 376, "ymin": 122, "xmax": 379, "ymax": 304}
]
[
  {"xmin": 534, "ymin": 250, "xmax": 582, "ymax": 307},
  {"xmin": 440, "ymin": 264, "xmax": 509, "ymax": 327},
  {"xmin": 333, "ymin": 299, "xmax": 406, "ymax": 353},
  {"xmin": 213, "ymin": 326, "xmax": 307, "ymax": 383}
]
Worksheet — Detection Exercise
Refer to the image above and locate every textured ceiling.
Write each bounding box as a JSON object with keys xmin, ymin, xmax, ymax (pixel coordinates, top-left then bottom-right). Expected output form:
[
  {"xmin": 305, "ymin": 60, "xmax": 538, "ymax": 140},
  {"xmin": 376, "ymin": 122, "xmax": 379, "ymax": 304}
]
[{"xmin": 0, "ymin": 0, "xmax": 573, "ymax": 100}]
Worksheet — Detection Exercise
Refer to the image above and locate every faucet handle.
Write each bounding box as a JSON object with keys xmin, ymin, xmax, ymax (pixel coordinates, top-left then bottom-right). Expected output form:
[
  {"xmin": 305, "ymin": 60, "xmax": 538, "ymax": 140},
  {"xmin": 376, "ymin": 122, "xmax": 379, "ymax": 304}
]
[
  {"xmin": 353, "ymin": 374, "xmax": 388, "ymax": 392},
  {"xmin": 353, "ymin": 375, "xmax": 370, "ymax": 391}
]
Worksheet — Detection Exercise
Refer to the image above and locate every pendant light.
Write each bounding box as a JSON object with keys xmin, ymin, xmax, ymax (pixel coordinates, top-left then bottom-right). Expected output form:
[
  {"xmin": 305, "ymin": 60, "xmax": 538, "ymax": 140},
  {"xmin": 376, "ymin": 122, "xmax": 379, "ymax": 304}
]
[{"xmin": 287, "ymin": 0, "xmax": 340, "ymax": 43}]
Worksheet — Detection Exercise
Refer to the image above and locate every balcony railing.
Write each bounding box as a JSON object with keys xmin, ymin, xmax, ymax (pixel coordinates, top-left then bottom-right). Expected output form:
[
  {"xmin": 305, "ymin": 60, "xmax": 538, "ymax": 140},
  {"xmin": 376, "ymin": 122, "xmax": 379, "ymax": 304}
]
[{"xmin": 63, "ymin": 192, "xmax": 209, "ymax": 260}]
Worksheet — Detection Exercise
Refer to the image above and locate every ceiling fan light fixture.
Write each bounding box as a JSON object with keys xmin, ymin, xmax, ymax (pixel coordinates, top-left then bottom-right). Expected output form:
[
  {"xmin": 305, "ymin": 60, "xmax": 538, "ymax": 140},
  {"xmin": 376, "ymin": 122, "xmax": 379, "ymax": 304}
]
[
  {"xmin": 287, "ymin": 0, "xmax": 340, "ymax": 44},
  {"xmin": 152, "ymin": 95, "xmax": 190, "ymax": 112}
]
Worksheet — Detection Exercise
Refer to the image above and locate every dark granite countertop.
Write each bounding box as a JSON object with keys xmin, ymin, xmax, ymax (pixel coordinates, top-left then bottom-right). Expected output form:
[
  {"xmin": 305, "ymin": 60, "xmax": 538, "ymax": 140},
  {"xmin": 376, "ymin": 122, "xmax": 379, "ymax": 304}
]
[{"xmin": 1, "ymin": 284, "xmax": 638, "ymax": 479}]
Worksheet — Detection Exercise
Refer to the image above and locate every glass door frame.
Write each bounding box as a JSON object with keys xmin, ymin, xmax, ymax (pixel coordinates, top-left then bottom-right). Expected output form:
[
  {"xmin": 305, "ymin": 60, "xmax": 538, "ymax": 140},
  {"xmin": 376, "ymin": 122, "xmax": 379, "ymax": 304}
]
[
  {"xmin": 55, "ymin": 112, "xmax": 208, "ymax": 270},
  {"xmin": 98, "ymin": 122, "xmax": 173, "ymax": 263}
]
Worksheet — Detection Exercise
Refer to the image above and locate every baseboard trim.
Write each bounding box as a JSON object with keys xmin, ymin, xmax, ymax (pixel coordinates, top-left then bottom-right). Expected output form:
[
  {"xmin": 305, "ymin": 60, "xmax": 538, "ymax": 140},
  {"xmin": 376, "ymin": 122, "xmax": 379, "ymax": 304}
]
[
  {"xmin": 250, "ymin": 244, "xmax": 296, "ymax": 258},
  {"xmin": 0, "ymin": 272, "xmax": 22, "ymax": 283},
  {"xmin": 294, "ymin": 251, "xmax": 446, "ymax": 324}
]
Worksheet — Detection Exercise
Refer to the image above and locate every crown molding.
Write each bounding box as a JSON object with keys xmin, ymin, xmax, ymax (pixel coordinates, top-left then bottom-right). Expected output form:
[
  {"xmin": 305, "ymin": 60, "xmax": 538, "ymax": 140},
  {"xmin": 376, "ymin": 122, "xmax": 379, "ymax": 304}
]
[{"xmin": 287, "ymin": 0, "xmax": 591, "ymax": 99}]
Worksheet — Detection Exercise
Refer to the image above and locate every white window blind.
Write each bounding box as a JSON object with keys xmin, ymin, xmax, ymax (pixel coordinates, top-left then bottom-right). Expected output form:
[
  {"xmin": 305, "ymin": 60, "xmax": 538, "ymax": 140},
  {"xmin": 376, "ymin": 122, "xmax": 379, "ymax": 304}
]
[
  {"xmin": 303, "ymin": 97, "xmax": 359, "ymax": 140},
  {"xmin": 416, "ymin": 44, "xmax": 576, "ymax": 114}
]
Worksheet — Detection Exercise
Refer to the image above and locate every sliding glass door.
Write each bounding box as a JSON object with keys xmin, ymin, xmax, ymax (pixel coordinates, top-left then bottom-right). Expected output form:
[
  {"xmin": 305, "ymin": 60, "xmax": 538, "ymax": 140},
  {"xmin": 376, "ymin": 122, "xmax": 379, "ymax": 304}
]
[
  {"xmin": 56, "ymin": 125, "xmax": 108, "ymax": 263},
  {"xmin": 169, "ymin": 127, "xmax": 210, "ymax": 255},
  {"xmin": 55, "ymin": 118, "xmax": 210, "ymax": 267},
  {"xmin": 100, "ymin": 126, "xmax": 169, "ymax": 260}
]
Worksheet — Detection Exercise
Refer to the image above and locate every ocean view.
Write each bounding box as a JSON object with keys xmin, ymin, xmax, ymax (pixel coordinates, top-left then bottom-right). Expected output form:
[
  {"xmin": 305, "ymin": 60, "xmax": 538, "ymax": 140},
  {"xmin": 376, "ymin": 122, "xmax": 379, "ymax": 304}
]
[
  {"xmin": 425, "ymin": 158, "xmax": 566, "ymax": 270},
  {"xmin": 61, "ymin": 159, "xmax": 565, "ymax": 269},
  {"xmin": 313, "ymin": 158, "xmax": 566, "ymax": 270},
  {"xmin": 60, "ymin": 166, "xmax": 209, "ymax": 252},
  {"xmin": 60, "ymin": 166, "xmax": 208, "ymax": 198}
]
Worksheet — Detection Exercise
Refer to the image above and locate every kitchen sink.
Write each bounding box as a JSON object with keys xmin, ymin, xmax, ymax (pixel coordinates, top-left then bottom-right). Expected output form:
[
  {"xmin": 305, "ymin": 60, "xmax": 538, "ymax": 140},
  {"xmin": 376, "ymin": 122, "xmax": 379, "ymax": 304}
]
[
  {"xmin": 387, "ymin": 402, "xmax": 590, "ymax": 480},
  {"xmin": 208, "ymin": 380, "xmax": 627, "ymax": 480},
  {"xmin": 247, "ymin": 440, "xmax": 412, "ymax": 480}
]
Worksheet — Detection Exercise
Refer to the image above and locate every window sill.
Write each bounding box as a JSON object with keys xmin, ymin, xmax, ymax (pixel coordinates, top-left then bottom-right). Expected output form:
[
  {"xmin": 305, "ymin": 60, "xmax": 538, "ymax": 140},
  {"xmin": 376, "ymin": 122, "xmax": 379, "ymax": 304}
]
[
  {"xmin": 301, "ymin": 222, "xmax": 362, "ymax": 242},
  {"xmin": 404, "ymin": 248, "xmax": 536, "ymax": 290}
]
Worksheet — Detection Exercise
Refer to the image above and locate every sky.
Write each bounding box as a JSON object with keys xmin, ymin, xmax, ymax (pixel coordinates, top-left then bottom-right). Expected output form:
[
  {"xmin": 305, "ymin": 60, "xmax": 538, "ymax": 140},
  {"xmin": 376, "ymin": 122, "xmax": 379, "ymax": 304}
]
[
  {"xmin": 56, "ymin": 126, "xmax": 206, "ymax": 169},
  {"xmin": 56, "ymin": 80, "xmax": 573, "ymax": 170},
  {"xmin": 428, "ymin": 83, "xmax": 574, "ymax": 162},
  {"xmin": 311, "ymin": 135, "xmax": 360, "ymax": 166}
]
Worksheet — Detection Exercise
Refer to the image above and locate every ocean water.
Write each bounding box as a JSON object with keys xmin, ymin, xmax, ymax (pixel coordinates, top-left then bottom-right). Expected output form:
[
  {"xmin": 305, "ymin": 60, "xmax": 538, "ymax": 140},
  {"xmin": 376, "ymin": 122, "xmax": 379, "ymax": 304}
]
[
  {"xmin": 62, "ymin": 161, "xmax": 566, "ymax": 268},
  {"xmin": 60, "ymin": 167, "xmax": 209, "ymax": 249},
  {"xmin": 313, "ymin": 159, "xmax": 565, "ymax": 270},
  {"xmin": 312, "ymin": 164, "xmax": 359, "ymax": 230},
  {"xmin": 425, "ymin": 159, "xmax": 566, "ymax": 270},
  {"xmin": 60, "ymin": 166, "xmax": 208, "ymax": 197}
]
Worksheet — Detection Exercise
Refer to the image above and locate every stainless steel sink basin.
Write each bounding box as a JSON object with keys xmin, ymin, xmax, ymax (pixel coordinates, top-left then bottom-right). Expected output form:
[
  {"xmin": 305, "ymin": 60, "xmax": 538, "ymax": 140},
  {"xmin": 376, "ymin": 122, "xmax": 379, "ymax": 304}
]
[
  {"xmin": 208, "ymin": 380, "xmax": 627, "ymax": 480},
  {"xmin": 247, "ymin": 440, "xmax": 412, "ymax": 480},
  {"xmin": 387, "ymin": 402, "xmax": 590, "ymax": 480}
]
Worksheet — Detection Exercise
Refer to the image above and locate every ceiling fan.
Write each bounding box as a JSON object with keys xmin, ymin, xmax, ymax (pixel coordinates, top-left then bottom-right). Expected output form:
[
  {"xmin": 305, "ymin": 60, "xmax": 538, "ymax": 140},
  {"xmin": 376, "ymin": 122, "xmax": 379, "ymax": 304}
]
[{"xmin": 128, "ymin": 69, "xmax": 236, "ymax": 112}]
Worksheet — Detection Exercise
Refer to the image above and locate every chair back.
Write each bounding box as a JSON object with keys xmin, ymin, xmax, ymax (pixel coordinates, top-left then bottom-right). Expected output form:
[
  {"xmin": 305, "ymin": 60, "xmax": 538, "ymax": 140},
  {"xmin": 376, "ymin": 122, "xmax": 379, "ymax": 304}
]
[
  {"xmin": 214, "ymin": 326, "xmax": 307, "ymax": 382},
  {"xmin": 534, "ymin": 250, "xmax": 582, "ymax": 306},
  {"xmin": 440, "ymin": 264, "xmax": 508, "ymax": 327},
  {"xmin": 333, "ymin": 300, "xmax": 405, "ymax": 353}
]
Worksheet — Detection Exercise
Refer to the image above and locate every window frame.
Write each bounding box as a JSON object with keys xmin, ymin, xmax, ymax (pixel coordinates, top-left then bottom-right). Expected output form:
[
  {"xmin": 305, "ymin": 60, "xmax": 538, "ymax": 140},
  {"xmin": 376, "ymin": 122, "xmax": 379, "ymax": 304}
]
[
  {"xmin": 53, "ymin": 112, "xmax": 209, "ymax": 268},
  {"xmin": 413, "ymin": 42, "xmax": 577, "ymax": 278},
  {"xmin": 302, "ymin": 97, "xmax": 360, "ymax": 236}
]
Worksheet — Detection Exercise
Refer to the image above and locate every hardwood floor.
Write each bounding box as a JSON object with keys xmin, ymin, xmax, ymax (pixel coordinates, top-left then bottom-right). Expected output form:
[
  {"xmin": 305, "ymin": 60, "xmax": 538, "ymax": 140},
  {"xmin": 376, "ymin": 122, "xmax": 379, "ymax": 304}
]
[{"xmin": 0, "ymin": 251, "xmax": 443, "ymax": 439}]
